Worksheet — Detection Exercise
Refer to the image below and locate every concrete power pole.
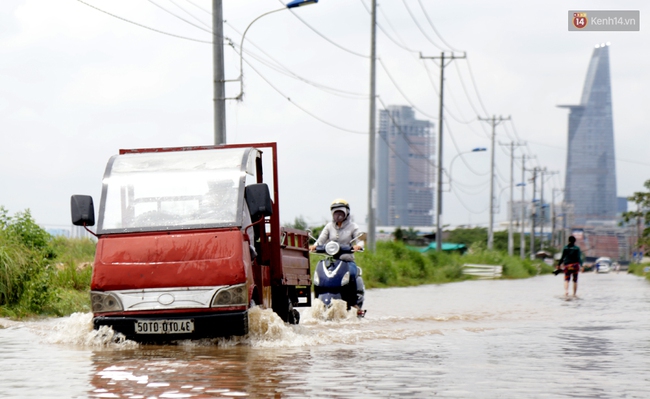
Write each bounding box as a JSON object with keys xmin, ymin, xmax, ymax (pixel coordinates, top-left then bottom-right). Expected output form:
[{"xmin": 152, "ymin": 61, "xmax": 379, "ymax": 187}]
[
  {"xmin": 479, "ymin": 115, "xmax": 510, "ymax": 250},
  {"xmin": 517, "ymin": 154, "xmax": 535, "ymax": 259},
  {"xmin": 539, "ymin": 169, "xmax": 558, "ymax": 250},
  {"xmin": 529, "ymin": 167, "xmax": 538, "ymax": 259},
  {"xmin": 421, "ymin": 51, "xmax": 466, "ymax": 252},
  {"xmin": 213, "ymin": 0, "xmax": 226, "ymax": 145},
  {"xmin": 500, "ymin": 141, "xmax": 524, "ymax": 256},
  {"xmin": 367, "ymin": 0, "xmax": 377, "ymax": 251}
]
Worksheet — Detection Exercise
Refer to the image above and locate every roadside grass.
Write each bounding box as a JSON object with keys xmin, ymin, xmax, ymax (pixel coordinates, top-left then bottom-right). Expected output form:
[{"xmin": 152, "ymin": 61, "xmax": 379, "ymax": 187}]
[{"xmin": 0, "ymin": 207, "xmax": 94, "ymax": 318}]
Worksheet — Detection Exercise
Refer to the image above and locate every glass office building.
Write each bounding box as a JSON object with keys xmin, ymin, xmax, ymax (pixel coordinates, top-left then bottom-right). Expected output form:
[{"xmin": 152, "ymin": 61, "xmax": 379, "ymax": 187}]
[
  {"xmin": 377, "ymin": 106, "xmax": 434, "ymax": 227},
  {"xmin": 558, "ymin": 44, "xmax": 617, "ymax": 225}
]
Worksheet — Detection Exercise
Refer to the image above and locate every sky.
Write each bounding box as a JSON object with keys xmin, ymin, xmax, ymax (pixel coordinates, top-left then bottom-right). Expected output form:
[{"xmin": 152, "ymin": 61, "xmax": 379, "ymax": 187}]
[{"xmin": 1, "ymin": 0, "xmax": 648, "ymax": 234}]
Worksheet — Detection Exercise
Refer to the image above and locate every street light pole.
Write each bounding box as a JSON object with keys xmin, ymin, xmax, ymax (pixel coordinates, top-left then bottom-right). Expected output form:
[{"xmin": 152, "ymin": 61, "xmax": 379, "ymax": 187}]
[
  {"xmin": 234, "ymin": 0, "xmax": 318, "ymax": 102},
  {"xmin": 447, "ymin": 147, "xmax": 487, "ymax": 191}
]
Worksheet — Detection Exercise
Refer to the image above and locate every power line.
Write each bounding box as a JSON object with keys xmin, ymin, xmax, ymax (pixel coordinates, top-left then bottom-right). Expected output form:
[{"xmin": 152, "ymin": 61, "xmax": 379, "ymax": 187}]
[
  {"xmin": 416, "ymin": 0, "xmax": 461, "ymax": 52},
  {"xmin": 184, "ymin": 0, "xmax": 211, "ymax": 15},
  {"xmin": 401, "ymin": 0, "xmax": 446, "ymax": 51},
  {"xmin": 359, "ymin": 0, "xmax": 419, "ymax": 53},
  {"xmin": 225, "ymin": 26, "xmax": 368, "ymax": 99},
  {"xmin": 279, "ymin": 0, "xmax": 369, "ymax": 58},
  {"xmin": 241, "ymin": 55, "xmax": 367, "ymax": 134},
  {"xmin": 450, "ymin": 186, "xmax": 490, "ymax": 214},
  {"xmin": 169, "ymin": 0, "xmax": 212, "ymax": 29},
  {"xmin": 75, "ymin": 0, "xmax": 212, "ymax": 44},
  {"xmin": 146, "ymin": 0, "xmax": 213, "ymax": 34}
]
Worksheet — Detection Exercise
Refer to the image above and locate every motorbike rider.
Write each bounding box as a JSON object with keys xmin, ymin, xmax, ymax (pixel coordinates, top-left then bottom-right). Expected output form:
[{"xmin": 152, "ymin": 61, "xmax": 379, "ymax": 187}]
[{"xmin": 309, "ymin": 199, "xmax": 364, "ymax": 311}]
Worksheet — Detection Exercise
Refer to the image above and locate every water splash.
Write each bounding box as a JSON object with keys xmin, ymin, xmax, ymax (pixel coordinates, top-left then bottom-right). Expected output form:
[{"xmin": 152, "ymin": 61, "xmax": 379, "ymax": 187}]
[{"xmin": 39, "ymin": 312, "xmax": 138, "ymax": 348}]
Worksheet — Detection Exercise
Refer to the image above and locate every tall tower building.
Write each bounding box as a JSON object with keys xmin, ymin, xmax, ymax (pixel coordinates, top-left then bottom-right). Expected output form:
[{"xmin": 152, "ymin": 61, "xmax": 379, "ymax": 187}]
[
  {"xmin": 377, "ymin": 105, "xmax": 434, "ymax": 227},
  {"xmin": 558, "ymin": 44, "xmax": 617, "ymax": 225}
]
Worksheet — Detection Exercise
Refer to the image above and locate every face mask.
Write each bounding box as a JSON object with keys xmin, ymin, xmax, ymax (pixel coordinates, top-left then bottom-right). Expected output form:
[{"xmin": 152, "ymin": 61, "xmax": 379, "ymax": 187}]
[{"xmin": 333, "ymin": 210, "xmax": 346, "ymax": 223}]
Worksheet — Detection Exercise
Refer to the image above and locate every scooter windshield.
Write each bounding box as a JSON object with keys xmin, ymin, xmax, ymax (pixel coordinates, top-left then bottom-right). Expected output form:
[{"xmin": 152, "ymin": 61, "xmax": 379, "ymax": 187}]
[{"xmin": 98, "ymin": 147, "xmax": 257, "ymax": 234}]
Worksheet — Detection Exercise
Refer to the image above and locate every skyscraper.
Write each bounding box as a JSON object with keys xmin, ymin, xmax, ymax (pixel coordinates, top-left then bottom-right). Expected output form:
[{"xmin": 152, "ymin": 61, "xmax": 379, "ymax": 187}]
[
  {"xmin": 377, "ymin": 105, "xmax": 434, "ymax": 227},
  {"xmin": 558, "ymin": 44, "xmax": 617, "ymax": 226}
]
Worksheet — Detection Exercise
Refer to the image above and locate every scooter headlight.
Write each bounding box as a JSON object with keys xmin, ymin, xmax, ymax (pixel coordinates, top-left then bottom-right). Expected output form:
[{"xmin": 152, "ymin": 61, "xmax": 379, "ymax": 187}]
[
  {"xmin": 90, "ymin": 291, "xmax": 123, "ymax": 313},
  {"xmin": 313, "ymin": 270, "xmax": 320, "ymax": 286},
  {"xmin": 325, "ymin": 241, "xmax": 340, "ymax": 256},
  {"xmin": 341, "ymin": 271, "xmax": 350, "ymax": 286}
]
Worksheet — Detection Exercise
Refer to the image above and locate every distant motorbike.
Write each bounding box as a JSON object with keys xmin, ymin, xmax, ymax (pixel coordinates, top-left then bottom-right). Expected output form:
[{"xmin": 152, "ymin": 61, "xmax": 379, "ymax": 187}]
[{"xmin": 311, "ymin": 235, "xmax": 366, "ymax": 317}]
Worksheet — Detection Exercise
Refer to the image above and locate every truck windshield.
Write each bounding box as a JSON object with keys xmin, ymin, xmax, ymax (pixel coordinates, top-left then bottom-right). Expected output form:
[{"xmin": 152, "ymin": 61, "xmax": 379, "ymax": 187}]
[{"xmin": 98, "ymin": 147, "xmax": 256, "ymax": 234}]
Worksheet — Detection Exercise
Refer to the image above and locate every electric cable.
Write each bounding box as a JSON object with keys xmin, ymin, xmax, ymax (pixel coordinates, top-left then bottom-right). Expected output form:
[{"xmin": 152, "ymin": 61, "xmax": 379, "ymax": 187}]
[
  {"xmin": 278, "ymin": 0, "xmax": 369, "ymax": 58},
  {"xmin": 76, "ymin": 0, "xmax": 213, "ymax": 43},
  {"xmin": 241, "ymin": 56, "xmax": 367, "ymax": 134},
  {"xmin": 358, "ymin": 0, "xmax": 420, "ymax": 53},
  {"xmin": 146, "ymin": 0, "xmax": 214, "ymax": 34},
  {"xmin": 227, "ymin": 30, "xmax": 368, "ymax": 99},
  {"xmin": 184, "ymin": 0, "xmax": 211, "ymax": 15},
  {"xmin": 450, "ymin": 186, "xmax": 490, "ymax": 214},
  {"xmin": 169, "ymin": 0, "xmax": 212, "ymax": 29},
  {"xmin": 416, "ymin": 0, "xmax": 461, "ymax": 52},
  {"xmin": 465, "ymin": 57, "xmax": 491, "ymax": 116},
  {"xmin": 400, "ymin": 0, "xmax": 446, "ymax": 51}
]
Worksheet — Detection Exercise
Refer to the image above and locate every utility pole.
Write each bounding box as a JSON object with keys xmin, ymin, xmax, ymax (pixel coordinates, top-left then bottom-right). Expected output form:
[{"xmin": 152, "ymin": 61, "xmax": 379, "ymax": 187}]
[
  {"xmin": 421, "ymin": 51, "xmax": 466, "ymax": 252},
  {"xmin": 517, "ymin": 154, "xmax": 534, "ymax": 259},
  {"xmin": 479, "ymin": 115, "xmax": 510, "ymax": 250},
  {"xmin": 529, "ymin": 167, "xmax": 538, "ymax": 259},
  {"xmin": 539, "ymin": 169, "xmax": 558, "ymax": 250},
  {"xmin": 213, "ymin": 0, "xmax": 226, "ymax": 144},
  {"xmin": 551, "ymin": 188, "xmax": 563, "ymax": 248},
  {"xmin": 367, "ymin": 0, "xmax": 377, "ymax": 251},
  {"xmin": 500, "ymin": 141, "xmax": 524, "ymax": 256}
]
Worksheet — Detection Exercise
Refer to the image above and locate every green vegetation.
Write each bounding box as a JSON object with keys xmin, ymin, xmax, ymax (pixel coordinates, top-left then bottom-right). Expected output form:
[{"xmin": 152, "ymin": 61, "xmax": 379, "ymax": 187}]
[
  {"xmin": 310, "ymin": 239, "xmax": 551, "ymax": 289},
  {"xmin": 621, "ymin": 179, "xmax": 650, "ymax": 250},
  {"xmin": 0, "ymin": 207, "xmax": 94, "ymax": 318},
  {"xmin": 627, "ymin": 262, "xmax": 650, "ymax": 281}
]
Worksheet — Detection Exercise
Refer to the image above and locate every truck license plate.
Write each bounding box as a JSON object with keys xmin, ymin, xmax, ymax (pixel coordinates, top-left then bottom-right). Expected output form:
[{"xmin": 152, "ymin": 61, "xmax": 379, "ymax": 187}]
[{"xmin": 135, "ymin": 319, "xmax": 194, "ymax": 334}]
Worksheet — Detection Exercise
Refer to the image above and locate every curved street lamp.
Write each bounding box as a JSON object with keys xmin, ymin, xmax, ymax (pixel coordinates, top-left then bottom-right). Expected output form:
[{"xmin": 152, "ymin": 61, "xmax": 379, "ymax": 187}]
[
  {"xmin": 447, "ymin": 147, "xmax": 487, "ymax": 191},
  {"xmin": 234, "ymin": 0, "xmax": 318, "ymax": 101}
]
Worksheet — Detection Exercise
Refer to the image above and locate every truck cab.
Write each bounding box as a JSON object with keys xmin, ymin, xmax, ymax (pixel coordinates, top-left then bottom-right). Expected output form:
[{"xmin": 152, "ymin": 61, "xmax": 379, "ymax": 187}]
[{"xmin": 71, "ymin": 143, "xmax": 311, "ymax": 342}]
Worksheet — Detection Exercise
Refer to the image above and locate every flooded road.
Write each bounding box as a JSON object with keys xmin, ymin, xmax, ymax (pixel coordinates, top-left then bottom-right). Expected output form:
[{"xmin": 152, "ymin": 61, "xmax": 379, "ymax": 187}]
[{"xmin": 1, "ymin": 272, "xmax": 649, "ymax": 398}]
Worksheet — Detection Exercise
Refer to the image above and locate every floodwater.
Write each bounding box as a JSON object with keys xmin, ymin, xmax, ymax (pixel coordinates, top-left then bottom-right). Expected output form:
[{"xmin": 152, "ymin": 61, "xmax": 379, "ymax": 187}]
[{"xmin": 1, "ymin": 272, "xmax": 649, "ymax": 398}]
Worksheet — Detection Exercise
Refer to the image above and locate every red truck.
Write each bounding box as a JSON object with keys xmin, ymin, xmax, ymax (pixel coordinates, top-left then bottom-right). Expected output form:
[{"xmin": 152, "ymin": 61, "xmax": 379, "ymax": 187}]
[{"xmin": 70, "ymin": 143, "xmax": 311, "ymax": 341}]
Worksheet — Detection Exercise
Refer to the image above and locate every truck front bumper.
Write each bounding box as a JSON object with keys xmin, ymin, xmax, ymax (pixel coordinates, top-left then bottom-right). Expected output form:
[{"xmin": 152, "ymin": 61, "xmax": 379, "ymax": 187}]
[{"xmin": 93, "ymin": 310, "xmax": 248, "ymax": 342}]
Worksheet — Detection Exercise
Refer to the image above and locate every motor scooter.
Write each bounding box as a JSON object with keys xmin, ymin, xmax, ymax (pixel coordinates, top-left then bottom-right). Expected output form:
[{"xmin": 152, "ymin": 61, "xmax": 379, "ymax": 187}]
[{"xmin": 310, "ymin": 235, "xmax": 366, "ymax": 317}]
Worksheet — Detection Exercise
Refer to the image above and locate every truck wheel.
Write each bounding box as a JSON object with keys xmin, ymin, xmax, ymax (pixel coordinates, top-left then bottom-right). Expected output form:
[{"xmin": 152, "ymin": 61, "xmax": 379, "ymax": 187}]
[{"xmin": 272, "ymin": 286, "xmax": 299, "ymax": 325}]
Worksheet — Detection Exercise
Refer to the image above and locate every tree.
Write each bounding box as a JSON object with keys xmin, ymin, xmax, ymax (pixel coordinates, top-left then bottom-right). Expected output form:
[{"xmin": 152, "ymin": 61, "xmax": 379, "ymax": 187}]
[
  {"xmin": 621, "ymin": 179, "xmax": 650, "ymax": 251},
  {"xmin": 283, "ymin": 215, "xmax": 309, "ymax": 230}
]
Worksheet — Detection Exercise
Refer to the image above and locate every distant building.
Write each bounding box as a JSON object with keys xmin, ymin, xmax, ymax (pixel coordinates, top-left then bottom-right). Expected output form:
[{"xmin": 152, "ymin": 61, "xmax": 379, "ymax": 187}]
[
  {"xmin": 377, "ymin": 106, "xmax": 434, "ymax": 227},
  {"xmin": 558, "ymin": 44, "xmax": 617, "ymax": 225}
]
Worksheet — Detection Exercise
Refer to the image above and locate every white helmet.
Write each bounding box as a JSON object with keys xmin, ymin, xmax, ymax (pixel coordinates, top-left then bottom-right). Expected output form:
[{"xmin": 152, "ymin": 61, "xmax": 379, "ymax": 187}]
[{"xmin": 330, "ymin": 199, "xmax": 350, "ymax": 219}]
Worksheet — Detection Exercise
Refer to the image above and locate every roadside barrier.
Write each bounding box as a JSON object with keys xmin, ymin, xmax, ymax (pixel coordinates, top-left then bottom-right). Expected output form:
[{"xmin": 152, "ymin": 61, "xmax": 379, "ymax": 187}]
[{"xmin": 462, "ymin": 264, "xmax": 503, "ymax": 279}]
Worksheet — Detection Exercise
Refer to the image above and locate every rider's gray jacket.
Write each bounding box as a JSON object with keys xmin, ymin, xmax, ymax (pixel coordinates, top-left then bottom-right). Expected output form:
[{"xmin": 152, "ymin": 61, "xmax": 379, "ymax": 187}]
[{"xmin": 315, "ymin": 218, "xmax": 361, "ymax": 262}]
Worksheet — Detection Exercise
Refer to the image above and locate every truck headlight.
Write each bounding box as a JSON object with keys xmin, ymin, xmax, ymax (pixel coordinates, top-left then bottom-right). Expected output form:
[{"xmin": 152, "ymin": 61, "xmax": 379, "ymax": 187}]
[
  {"xmin": 90, "ymin": 291, "xmax": 123, "ymax": 313},
  {"xmin": 211, "ymin": 284, "xmax": 247, "ymax": 307}
]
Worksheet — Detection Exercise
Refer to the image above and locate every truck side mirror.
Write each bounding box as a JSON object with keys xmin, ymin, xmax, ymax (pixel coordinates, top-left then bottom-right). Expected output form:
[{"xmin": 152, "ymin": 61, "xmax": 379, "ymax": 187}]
[
  {"xmin": 245, "ymin": 184, "xmax": 273, "ymax": 220},
  {"xmin": 71, "ymin": 195, "xmax": 96, "ymax": 226}
]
